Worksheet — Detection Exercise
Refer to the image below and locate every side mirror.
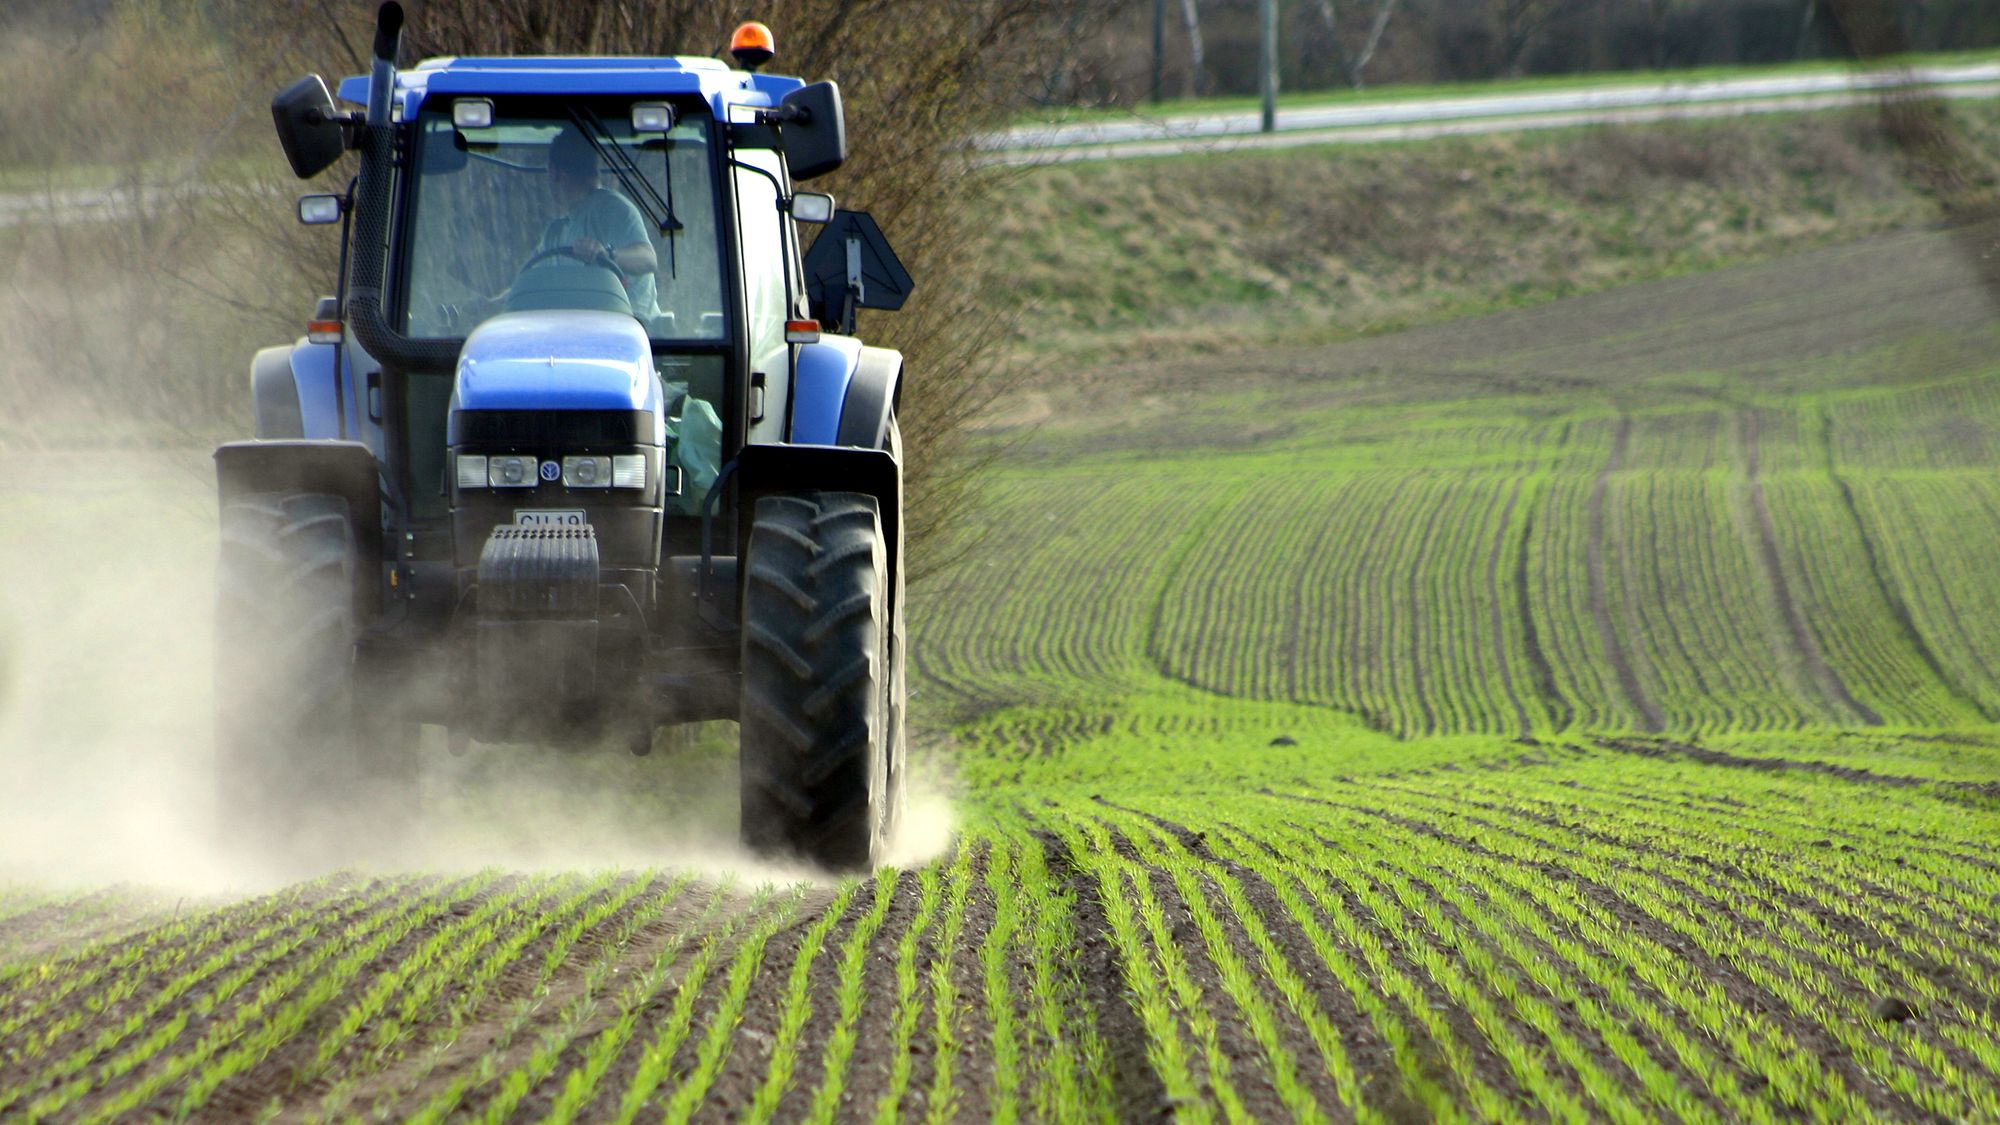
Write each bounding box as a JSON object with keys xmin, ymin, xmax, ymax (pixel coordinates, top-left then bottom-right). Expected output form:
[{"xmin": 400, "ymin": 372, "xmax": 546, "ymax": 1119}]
[
  {"xmin": 298, "ymin": 194, "xmax": 344, "ymax": 225},
  {"xmin": 779, "ymin": 81, "xmax": 846, "ymax": 181},
  {"xmin": 790, "ymin": 192, "xmax": 835, "ymax": 224},
  {"xmin": 272, "ymin": 75, "xmax": 347, "ymax": 179},
  {"xmin": 800, "ymin": 209, "xmax": 914, "ymax": 335}
]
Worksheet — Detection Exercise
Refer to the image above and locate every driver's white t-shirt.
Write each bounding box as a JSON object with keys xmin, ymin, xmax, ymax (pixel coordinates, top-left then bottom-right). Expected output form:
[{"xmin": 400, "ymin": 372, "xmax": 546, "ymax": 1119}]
[{"xmin": 538, "ymin": 187, "xmax": 658, "ymax": 320}]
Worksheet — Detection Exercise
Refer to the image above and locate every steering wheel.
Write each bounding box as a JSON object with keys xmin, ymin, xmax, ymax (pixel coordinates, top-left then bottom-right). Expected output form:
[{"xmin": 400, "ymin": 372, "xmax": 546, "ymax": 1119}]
[{"xmin": 519, "ymin": 244, "xmax": 626, "ymax": 279}]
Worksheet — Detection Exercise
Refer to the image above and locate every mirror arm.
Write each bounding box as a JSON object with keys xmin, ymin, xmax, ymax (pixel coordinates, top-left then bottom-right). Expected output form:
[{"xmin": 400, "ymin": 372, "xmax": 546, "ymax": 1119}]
[
  {"xmin": 302, "ymin": 104, "xmax": 366, "ymax": 148},
  {"xmin": 755, "ymin": 105, "xmax": 809, "ymax": 127}
]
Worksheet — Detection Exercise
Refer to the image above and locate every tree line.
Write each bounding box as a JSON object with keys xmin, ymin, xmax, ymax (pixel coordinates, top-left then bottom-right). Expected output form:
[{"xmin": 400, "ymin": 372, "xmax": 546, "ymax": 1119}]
[{"xmin": 1042, "ymin": 0, "xmax": 2000, "ymax": 103}]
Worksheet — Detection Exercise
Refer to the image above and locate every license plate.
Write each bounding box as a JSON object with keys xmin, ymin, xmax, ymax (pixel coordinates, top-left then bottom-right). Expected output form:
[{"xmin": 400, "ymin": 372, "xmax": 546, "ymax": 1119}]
[{"xmin": 514, "ymin": 509, "xmax": 587, "ymax": 527}]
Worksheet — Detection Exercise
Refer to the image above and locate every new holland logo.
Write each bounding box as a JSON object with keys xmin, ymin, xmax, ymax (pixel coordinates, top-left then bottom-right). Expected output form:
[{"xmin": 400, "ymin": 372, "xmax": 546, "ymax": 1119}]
[{"xmin": 539, "ymin": 460, "xmax": 561, "ymax": 482}]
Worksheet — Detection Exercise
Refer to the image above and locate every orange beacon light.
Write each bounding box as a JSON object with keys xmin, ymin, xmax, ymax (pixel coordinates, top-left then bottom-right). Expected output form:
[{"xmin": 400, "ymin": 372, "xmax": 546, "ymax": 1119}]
[{"xmin": 731, "ymin": 22, "xmax": 776, "ymax": 71}]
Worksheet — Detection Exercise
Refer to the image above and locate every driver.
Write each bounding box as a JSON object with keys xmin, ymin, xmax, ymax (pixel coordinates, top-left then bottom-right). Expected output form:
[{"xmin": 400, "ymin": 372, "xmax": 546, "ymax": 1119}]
[{"xmin": 539, "ymin": 125, "xmax": 659, "ymax": 320}]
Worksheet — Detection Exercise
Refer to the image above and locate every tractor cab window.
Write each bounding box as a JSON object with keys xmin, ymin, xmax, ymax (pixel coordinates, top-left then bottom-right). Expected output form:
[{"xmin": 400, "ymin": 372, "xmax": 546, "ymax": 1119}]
[{"xmin": 399, "ymin": 99, "xmax": 728, "ymax": 343}]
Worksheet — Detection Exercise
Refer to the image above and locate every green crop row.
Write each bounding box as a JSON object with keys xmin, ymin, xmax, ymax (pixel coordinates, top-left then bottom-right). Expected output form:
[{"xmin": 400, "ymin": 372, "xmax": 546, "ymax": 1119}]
[
  {"xmin": 947, "ymin": 741, "xmax": 2000, "ymax": 1121},
  {"xmin": 917, "ymin": 382, "xmax": 2000, "ymax": 739}
]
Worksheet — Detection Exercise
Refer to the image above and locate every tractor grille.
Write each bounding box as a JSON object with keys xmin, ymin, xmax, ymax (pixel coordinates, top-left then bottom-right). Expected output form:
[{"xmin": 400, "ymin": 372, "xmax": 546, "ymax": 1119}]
[{"xmin": 449, "ymin": 409, "xmax": 654, "ymax": 447}]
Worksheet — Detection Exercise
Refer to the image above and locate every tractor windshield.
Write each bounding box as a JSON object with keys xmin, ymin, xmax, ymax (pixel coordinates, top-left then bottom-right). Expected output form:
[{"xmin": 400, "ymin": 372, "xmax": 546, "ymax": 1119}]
[{"xmin": 399, "ymin": 99, "xmax": 728, "ymax": 343}]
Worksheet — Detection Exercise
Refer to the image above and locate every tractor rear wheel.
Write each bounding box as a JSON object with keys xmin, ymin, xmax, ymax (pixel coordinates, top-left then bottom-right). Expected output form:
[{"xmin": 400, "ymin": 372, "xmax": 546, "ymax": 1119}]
[
  {"xmin": 738, "ymin": 491, "xmax": 901, "ymax": 869},
  {"xmin": 214, "ymin": 492, "xmax": 414, "ymax": 863}
]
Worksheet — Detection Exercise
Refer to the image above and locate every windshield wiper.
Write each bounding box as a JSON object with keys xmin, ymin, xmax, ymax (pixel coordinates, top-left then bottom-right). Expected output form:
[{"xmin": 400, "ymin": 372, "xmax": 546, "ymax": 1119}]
[{"xmin": 570, "ymin": 108, "xmax": 682, "ymax": 237}]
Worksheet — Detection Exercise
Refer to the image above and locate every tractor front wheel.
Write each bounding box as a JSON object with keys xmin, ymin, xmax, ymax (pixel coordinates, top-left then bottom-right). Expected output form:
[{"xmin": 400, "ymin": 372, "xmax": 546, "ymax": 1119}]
[
  {"xmin": 738, "ymin": 491, "xmax": 902, "ymax": 869},
  {"xmin": 214, "ymin": 492, "xmax": 414, "ymax": 864}
]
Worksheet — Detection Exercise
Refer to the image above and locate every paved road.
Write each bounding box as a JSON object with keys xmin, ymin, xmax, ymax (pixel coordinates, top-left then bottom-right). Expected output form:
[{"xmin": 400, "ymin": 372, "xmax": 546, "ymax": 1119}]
[
  {"xmin": 0, "ymin": 183, "xmax": 202, "ymax": 229},
  {"xmin": 980, "ymin": 60, "xmax": 2000, "ymax": 164}
]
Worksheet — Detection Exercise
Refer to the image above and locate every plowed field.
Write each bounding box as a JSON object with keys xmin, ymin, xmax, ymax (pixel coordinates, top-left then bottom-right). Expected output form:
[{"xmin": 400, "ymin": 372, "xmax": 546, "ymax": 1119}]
[{"xmin": 5, "ymin": 229, "xmax": 2000, "ymax": 1120}]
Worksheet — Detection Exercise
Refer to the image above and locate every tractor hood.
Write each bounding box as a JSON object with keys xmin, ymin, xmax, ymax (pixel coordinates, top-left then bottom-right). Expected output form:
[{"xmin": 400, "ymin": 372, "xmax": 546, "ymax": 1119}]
[{"xmin": 452, "ymin": 311, "xmax": 665, "ymax": 418}]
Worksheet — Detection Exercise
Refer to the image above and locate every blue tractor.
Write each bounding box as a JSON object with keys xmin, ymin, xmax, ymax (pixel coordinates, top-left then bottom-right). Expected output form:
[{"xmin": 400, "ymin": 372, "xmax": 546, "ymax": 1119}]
[{"xmin": 217, "ymin": 4, "xmax": 912, "ymax": 869}]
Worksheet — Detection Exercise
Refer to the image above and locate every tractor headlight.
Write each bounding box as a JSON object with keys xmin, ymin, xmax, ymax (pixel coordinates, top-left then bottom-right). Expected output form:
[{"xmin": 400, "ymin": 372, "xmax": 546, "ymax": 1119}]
[
  {"xmin": 563, "ymin": 455, "xmax": 612, "ymax": 488},
  {"xmin": 456, "ymin": 455, "xmax": 488, "ymax": 489},
  {"xmin": 487, "ymin": 455, "xmax": 538, "ymax": 488},
  {"xmin": 612, "ymin": 454, "xmax": 647, "ymax": 489}
]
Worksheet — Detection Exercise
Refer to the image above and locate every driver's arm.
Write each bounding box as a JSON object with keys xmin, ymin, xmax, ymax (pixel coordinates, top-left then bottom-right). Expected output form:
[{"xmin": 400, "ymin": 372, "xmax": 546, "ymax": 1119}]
[
  {"xmin": 569, "ymin": 236, "xmax": 656, "ymax": 276},
  {"xmin": 611, "ymin": 240, "xmax": 657, "ymax": 276}
]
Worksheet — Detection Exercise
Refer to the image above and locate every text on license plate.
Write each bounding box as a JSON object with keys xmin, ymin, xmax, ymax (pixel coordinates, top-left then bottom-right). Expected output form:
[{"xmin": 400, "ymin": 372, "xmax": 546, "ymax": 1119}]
[{"xmin": 514, "ymin": 509, "xmax": 587, "ymax": 527}]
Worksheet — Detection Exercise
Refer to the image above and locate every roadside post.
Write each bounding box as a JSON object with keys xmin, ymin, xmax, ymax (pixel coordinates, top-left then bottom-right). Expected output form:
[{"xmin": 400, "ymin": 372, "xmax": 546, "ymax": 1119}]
[
  {"xmin": 1153, "ymin": 0, "xmax": 1166, "ymax": 104},
  {"xmin": 1260, "ymin": 0, "xmax": 1279, "ymax": 132}
]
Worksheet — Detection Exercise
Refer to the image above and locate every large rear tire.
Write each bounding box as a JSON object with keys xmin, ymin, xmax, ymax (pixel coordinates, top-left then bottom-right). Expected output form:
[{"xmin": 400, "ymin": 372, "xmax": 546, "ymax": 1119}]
[
  {"xmin": 738, "ymin": 491, "xmax": 902, "ymax": 869},
  {"xmin": 214, "ymin": 492, "xmax": 414, "ymax": 863}
]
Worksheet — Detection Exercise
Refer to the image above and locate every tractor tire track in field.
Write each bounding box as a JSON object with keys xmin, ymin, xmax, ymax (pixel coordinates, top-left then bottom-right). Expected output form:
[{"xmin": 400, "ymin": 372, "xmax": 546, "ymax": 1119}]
[
  {"xmin": 1586, "ymin": 417, "xmax": 1664, "ymax": 731},
  {"xmin": 1518, "ymin": 781, "xmax": 2000, "ymax": 974},
  {"xmin": 1818, "ymin": 406, "xmax": 1999, "ymax": 722},
  {"xmin": 1404, "ymin": 481, "xmax": 1447, "ymax": 737},
  {"xmin": 1739, "ymin": 411, "xmax": 1881, "ymax": 726},
  {"xmin": 513, "ymin": 885, "xmax": 802, "ymax": 1123},
  {"xmin": 1512, "ymin": 485, "xmax": 1574, "ymax": 731},
  {"xmin": 731, "ymin": 887, "xmax": 872, "ymax": 1123},
  {"xmin": 1487, "ymin": 477, "xmax": 1536, "ymax": 739},
  {"xmin": 1033, "ymin": 830, "xmax": 1171, "ymax": 1120},
  {"xmin": 1595, "ymin": 735, "xmax": 2000, "ymax": 804},
  {"xmin": 1140, "ymin": 486, "xmax": 1247, "ymax": 700},
  {"xmin": 1312, "ymin": 779, "xmax": 1998, "ymax": 1120},
  {"xmin": 1340, "ymin": 802, "xmax": 1755, "ymax": 1122}
]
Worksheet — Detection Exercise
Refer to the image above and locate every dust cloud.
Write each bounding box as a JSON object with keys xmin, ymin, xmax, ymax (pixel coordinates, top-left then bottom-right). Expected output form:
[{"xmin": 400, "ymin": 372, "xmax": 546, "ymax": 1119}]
[
  {"xmin": 0, "ymin": 439, "xmax": 954, "ymax": 895},
  {"xmin": 0, "ymin": 446, "xmax": 230, "ymax": 892}
]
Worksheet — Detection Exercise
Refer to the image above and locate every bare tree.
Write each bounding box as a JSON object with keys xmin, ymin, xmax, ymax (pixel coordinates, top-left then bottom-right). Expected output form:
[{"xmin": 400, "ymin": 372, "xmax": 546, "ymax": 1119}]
[
  {"xmin": 1315, "ymin": 0, "xmax": 1401, "ymax": 89},
  {"xmin": 1495, "ymin": 0, "xmax": 1572, "ymax": 77},
  {"xmin": 1179, "ymin": 0, "xmax": 1205, "ymax": 96}
]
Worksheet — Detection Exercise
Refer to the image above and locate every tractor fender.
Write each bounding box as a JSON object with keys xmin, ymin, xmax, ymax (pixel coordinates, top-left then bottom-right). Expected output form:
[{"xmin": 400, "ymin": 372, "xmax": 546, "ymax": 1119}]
[
  {"xmin": 836, "ymin": 346, "xmax": 903, "ymax": 450},
  {"xmin": 789, "ymin": 338, "xmax": 902, "ymax": 449},
  {"xmin": 214, "ymin": 439, "xmax": 384, "ymax": 620},
  {"xmin": 733, "ymin": 442, "xmax": 902, "ymax": 610},
  {"xmin": 251, "ymin": 346, "xmax": 304, "ymax": 439},
  {"xmin": 251, "ymin": 339, "xmax": 347, "ymax": 441}
]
